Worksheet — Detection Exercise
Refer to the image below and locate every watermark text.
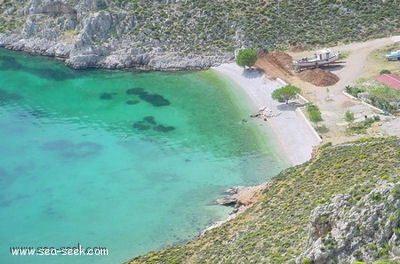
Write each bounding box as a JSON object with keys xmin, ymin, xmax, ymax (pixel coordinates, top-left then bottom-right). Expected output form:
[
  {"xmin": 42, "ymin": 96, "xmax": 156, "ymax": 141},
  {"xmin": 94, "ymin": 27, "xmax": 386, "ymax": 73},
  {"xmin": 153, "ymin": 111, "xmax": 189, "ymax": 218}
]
[{"xmin": 10, "ymin": 243, "xmax": 108, "ymax": 257}]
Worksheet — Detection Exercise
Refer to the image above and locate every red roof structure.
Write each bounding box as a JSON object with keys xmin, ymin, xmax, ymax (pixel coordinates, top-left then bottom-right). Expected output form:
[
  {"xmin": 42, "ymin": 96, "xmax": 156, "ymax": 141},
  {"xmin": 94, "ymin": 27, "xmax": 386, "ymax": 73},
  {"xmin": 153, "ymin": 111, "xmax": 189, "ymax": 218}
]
[{"xmin": 374, "ymin": 74, "xmax": 400, "ymax": 90}]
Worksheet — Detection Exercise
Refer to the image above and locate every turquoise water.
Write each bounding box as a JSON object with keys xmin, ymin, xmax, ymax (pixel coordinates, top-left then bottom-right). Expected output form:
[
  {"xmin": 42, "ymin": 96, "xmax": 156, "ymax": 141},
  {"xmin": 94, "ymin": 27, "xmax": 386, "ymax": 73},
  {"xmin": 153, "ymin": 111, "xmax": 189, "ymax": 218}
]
[{"xmin": 0, "ymin": 49, "xmax": 286, "ymax": 263}]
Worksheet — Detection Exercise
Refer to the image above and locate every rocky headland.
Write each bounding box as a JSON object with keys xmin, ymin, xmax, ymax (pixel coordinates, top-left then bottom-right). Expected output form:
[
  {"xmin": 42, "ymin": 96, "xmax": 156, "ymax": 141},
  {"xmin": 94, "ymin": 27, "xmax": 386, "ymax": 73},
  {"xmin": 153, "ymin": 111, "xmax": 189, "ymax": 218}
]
[
  {"xmin": 0, "ymin": 0, "xmax": 235, "ymax": 70},
  {"xmin": 1, "ymin": 0, "xmax": 399, "ymax": 70}
]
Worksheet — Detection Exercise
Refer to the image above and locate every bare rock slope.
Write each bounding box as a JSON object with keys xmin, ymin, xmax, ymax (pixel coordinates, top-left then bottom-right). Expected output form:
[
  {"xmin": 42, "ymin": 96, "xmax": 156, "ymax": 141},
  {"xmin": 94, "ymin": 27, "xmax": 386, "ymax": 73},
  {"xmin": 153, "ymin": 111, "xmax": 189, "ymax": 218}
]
[{"xmin": 1, "ymin": 0, "xmax": 400, "ymax": 70}]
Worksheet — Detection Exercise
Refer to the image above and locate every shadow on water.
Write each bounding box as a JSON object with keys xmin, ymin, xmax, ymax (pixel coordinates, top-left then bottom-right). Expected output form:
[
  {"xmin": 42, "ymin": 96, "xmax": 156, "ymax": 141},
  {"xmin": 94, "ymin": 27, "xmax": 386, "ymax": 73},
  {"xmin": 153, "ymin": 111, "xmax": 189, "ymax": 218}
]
[{"xmin": 0, "ymin": 55, "xmax": 77, "ymax": 81}]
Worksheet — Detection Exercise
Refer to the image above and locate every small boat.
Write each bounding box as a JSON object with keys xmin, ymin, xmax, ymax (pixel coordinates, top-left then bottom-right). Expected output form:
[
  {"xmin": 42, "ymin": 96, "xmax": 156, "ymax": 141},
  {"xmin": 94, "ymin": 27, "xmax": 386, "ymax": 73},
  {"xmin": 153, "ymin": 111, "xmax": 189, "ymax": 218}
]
[
  {"xmin": 293, "ymin": 49, "xmax": 339, "ymax": 71},
  {"xmin": 386, "ymin": 50, "xmax": 400, "ymax": 61}
]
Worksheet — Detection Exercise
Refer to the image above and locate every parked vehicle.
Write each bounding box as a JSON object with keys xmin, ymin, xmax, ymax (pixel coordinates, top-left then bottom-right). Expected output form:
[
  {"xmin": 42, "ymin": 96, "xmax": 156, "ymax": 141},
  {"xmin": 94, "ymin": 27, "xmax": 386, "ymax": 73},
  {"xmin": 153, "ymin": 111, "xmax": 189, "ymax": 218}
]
[{"xmin": 386, "ymin": 50, "xmax": 400, "ymax": 61}]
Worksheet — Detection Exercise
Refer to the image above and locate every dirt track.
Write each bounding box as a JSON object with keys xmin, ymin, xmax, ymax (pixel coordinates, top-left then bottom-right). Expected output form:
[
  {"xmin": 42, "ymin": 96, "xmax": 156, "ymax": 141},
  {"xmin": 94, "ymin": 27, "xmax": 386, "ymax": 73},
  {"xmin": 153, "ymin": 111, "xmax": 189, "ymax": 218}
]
[{"xmin": 255, "ymin": 37, "xmax": 400, "ymax": 144}]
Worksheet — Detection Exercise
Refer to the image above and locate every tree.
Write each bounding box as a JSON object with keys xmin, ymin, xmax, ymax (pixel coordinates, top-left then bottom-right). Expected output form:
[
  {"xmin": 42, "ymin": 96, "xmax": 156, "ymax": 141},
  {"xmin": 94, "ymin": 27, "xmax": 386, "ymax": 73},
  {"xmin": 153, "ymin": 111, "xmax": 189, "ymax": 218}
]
[
  {"xmin": 344, "ymin": 110, "xmax": 355, "ymax": 123},
  {"xmin": 380, "ymin": 69, "xmax": 391, "ymax": 74},
  {"xmin": 236, "ymin": 49, "xmax": 257, "ymax": 68},
  {"xmin": 271, "ymin": 84, "xmax": 301, "ymax": 104},
  {"xmin": 306, "ymin": 103, "xmax": 323, "ymax": 127}
]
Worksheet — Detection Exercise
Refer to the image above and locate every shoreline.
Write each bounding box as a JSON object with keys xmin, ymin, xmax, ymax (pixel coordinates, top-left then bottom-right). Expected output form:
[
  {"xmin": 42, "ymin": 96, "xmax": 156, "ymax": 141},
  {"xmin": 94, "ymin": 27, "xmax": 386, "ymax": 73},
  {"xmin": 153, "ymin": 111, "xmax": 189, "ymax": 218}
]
[
  {"xmin": 200, "ymin": 63, "xmax": 322, "ymax": 236},
  {"xmin": 212, "ymin": 63, "xmax": 321, "ymax": 166}
]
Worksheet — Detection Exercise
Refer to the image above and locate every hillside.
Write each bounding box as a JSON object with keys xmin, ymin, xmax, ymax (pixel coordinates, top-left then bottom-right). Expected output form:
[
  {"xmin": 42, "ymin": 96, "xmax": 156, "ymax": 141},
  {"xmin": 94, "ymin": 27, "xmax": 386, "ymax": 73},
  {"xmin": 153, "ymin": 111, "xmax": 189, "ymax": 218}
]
[
  {"xmin": 128, "ymin": 137, "xmax": 400, "ymax": 263},
  {"xmin": 1, "ymin": 0, "xmax": 400, "ymax": 70}
]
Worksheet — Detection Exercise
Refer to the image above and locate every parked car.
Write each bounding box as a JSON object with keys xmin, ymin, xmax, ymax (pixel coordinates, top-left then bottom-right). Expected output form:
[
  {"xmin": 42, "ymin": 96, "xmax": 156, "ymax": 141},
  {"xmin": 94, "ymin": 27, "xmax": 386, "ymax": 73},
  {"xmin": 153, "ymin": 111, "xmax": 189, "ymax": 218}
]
[{"xmin": 386, "ymin": 50, "xmax": 400, "ymax": 60}]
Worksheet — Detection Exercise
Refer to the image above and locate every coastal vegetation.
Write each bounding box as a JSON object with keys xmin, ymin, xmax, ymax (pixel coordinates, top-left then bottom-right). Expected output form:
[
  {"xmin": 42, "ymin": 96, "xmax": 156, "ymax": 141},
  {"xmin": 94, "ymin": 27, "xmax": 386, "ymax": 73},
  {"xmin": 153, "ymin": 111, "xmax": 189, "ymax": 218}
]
[
  {"xmin": 128, "ymin": 137, "xmax": 400, "ymax": 263},
  {"xmin": 344, "ymin": 110, "xmax": 355, "ymax": 123},
  {"xmin": 345, "ymin": 81, "xmax": 400, "ymax": 114},
  {"xmin": 1, "ymin": 0, "xmax": 400, "ymax": 69},
  {"xmin": 235, "ymin": 48, "xmax": 257, "ymax": 68},
  {"xmin": 346, "ymin": 116, "xmax": 380, "ymax": 135},
  {"xmin": 271, "ymin": 84, "xmax": 301, "ymax": 104},
  {"xmin": 306, "ymin": 103, "xmax": 323, "ymax": 128},
  {"xmin": 81, "ymin": 0, "xmax": 400, "ymax": 51}
]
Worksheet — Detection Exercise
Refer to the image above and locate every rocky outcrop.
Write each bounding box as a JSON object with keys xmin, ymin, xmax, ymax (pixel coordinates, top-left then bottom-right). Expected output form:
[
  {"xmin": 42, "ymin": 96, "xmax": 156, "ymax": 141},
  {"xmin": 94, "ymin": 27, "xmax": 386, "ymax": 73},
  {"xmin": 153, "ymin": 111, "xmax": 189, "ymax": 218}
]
[
  {"xmin": 214, "ymin": 184, "xmax": 267, "ymax": 210},
  {"xmin": 297, "ymin": 181, "xmax": 400, "ymax": 264},
  {"xmin": 0, "ymin": 0, "xmax": 234, "ymax": 70},
  {"xmin": 1, "ymin": 0, "xmax": 400, "ymax": 71}
]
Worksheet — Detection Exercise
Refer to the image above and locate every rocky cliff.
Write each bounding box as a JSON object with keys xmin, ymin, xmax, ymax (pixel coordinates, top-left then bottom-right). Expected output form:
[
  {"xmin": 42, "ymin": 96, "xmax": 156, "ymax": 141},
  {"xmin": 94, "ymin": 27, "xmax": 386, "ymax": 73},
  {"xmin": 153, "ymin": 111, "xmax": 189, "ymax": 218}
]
[
  {"xmin": 298, "ymin": 182, "xmax": 400, "ymax": 264},
  {"xmin": 0, "ymin": 0, "xmax": 234, "ymax": 70},
  {"xmin": 1, "ymin": 0, "xmax": 399, "ymax": 70}
]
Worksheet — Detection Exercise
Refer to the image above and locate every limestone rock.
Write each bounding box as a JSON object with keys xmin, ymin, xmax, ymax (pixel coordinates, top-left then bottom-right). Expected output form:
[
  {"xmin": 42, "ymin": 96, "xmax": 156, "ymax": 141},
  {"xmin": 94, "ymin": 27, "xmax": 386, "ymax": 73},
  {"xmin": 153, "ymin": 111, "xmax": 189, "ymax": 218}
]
[
  {"xmin": 297, "ymin": 182, "xmax": 400, "ymax": 264},
  {"xmin": 0, "ymin": 0, "xmax": 236, "ymax": 70}
]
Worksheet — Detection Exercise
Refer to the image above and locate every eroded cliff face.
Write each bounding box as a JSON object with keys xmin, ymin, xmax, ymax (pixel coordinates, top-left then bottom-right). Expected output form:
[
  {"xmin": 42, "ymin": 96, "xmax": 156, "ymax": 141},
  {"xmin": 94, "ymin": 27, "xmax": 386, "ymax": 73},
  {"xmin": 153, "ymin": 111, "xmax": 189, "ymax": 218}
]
[
  {"xmin": 298, "ymin": 182, "xmax": 400, "ymax": 264},
  {"xmin": 0, "ymin": 0, "xmax": 234, "ymax": 70},
  {"xmin": 1, "ymin": 0, "xmax": 399, "ymax": 70}
]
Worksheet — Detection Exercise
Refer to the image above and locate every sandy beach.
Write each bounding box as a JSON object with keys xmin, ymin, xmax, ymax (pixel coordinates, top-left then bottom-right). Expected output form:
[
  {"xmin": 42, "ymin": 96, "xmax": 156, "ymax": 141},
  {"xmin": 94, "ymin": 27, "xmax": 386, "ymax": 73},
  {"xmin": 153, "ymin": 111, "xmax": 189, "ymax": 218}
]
[{"xmin": 213, "ymin": 63, "xmax": 321, "ymax": 165}]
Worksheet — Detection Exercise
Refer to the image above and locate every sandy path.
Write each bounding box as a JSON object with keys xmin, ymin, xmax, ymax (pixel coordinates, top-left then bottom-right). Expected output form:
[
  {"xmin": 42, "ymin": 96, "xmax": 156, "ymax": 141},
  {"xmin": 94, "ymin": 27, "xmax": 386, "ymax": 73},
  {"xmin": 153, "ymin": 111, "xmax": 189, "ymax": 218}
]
[{"xmin": 213, "ymin": 63, "xmax": 321, "ymax": 166}]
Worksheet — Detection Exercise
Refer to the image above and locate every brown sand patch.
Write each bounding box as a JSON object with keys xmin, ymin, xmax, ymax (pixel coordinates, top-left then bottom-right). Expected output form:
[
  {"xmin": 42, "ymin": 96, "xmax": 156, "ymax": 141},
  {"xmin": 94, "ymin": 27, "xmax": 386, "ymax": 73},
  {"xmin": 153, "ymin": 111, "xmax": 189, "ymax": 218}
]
[
  {"xmin": 341, "ymin": 100, "xmax": 357, "ymax": 107},
  {"xmin": 254, "ymin": 52, "xmax": 294, "ymax": 80},
  {"xmin": 298, "ymin": 68, "xmax": 340, "ymax": 86}
]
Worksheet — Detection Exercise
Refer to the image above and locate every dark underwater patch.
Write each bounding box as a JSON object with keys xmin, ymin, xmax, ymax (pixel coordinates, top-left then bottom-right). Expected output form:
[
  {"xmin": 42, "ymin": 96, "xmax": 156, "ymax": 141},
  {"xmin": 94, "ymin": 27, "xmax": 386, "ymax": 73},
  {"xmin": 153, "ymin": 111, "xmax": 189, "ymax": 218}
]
[
  {"xmin": 126, "ymin": 87, "xmax": 145, "ymax": 95},
  {"xmin": 0, "ymin": 55, "xmax": 76, "ymax": 80},
  {"xmin": 27, "ymin": 68, "xmax": 76, "ymax": 81},
  {"xmin": 153, "ymin": 125, "xmax": 175, "ymax": 132},
  {"xmin": 0, "ymin": 55, "xmax": 23, "ymax": 71},
  {"xmin": 139, "ymin": 93, "xmax": 170, "ymax": 107},
  {"xmin": 29, "ymin": 109, "xmax": 48, "ymax": 118},
  {"xmin": 42, "ymin": 140, "xmax": 102, "ymax": 160},
  {"xmin": 143, "ymin": 116, "xmax": 156, "ymax": 125},
  {"xmin": 77, "ymin": 141, "xmax": 102, "ymax": 154},
  {"xmin": 61, "ymin": 141, "xmax": 102, "ymax": 159},
  {"xmin": 42, "ymin": 140, "xmax": 74, "ymax": 151},
  {"xmin": 0, "ymin": 167, "xmax": 20, "ymax": 189},
  {"xmin": 0, "ymin": 168, "xmax": 10, "ymax": 186},
  {"xmin": 0, "ymin": 88, "xmax": 23, "ymax": 104},
  {"xmin": 133, "ymin": 122, "xmax": 151, "ymax": 130},
  {"xmin": 126, "ymin": 100, "xmax": 140, "ymax": 105},
  {"xmin": 100, "ymin": 92, "xmax": 113, "ymax": 100},
  {"xmin": 126, "ymin": 87, "xmax": 170, "ymax": 107},
  {"xmin": 133, "ymin": 116, "xmax": 175, "ymax": 133}
]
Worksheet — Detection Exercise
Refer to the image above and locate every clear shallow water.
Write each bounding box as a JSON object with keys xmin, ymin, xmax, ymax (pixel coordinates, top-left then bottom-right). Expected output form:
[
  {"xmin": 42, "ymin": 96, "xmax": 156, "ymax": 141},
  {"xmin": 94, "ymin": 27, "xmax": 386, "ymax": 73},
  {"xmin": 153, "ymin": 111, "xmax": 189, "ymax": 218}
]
[{"xmin": 0, "ymin": 49, "xmax": 287, "ymax": 263}]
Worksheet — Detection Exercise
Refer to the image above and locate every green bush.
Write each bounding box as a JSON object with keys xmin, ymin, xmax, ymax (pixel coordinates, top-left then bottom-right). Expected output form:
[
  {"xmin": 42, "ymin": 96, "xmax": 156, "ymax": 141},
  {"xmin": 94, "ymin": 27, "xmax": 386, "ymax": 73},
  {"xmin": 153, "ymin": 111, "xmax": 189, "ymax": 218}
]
[
  {"xmin": 345, "ymin": 86, "xmax": 365, "ymax": 97},
  {"xmin": 346, "ymin": 117, "xmax": 377, "ymax": 135},
  {"xmin": 320, "ymin": 142, "xmax": 332, "ymax": 149},
  {"xmin": 344, "ymin": 111, "xmax": 355, "ymax": 123},
  {"xmin": 306, "ymin": 103, "xmax": 323, "ymax": 126},
  {"xmin": 271, "ymin": 85, "xmax": 301, "ymax": 104},
  {"xmin": 391, "ymin": 185, "xmax": 400, "ymax": 199},
  {"xmin": 380, "ymin": 69, "xmax": 391, "ymax": 74},
  {"xmin": 236, "ymin": 49, "xmax": 257, "ymax": 68}
]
